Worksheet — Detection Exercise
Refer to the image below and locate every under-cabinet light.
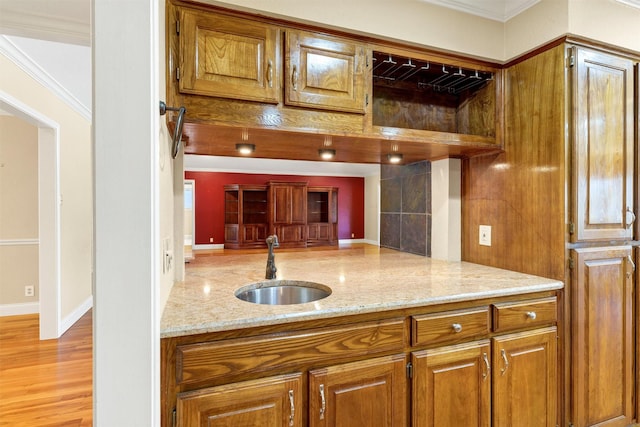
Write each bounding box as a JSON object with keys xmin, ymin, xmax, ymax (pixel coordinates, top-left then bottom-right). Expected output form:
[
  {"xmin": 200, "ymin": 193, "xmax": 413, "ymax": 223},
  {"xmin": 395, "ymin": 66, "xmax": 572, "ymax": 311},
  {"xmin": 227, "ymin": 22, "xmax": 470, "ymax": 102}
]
[
  {"xmin": 387, "ymin": 153, "xmax": 403, "ymax": 164},
  {"xmin": 236, "ymin": 143, "xmax": 255, "ymax": 155},
  {"xmin": 319, "ymin": 149, "xmax": 336, "ymax": 160}
]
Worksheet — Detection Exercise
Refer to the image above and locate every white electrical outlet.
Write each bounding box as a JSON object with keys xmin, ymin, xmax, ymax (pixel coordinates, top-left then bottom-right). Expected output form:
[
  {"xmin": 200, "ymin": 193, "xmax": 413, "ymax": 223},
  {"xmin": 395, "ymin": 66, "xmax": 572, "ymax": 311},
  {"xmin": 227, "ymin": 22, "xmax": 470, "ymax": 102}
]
[
  {"xmin": 479, "ymin": 225, "xmax": 492, "ymax": 246},
  {"xmin": 209, "ymin": 237, "xmax": 213, "ymax": 243},
  {"xmin": 25, "ymin": 285, "xmax": 35, "ymax": 297}
]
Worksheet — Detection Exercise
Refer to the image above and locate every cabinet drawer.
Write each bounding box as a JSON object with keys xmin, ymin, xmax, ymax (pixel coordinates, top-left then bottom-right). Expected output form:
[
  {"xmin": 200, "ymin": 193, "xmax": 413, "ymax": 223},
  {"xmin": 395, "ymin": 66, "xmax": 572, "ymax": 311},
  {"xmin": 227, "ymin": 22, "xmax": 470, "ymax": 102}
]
[
  {"xmin": 412, "ymin": 307, "xmax": 490, "ymax": 347},
  {"xmin": 176, "ymin": 318, "xmax": 405, "ymax": 385},
  {"xmin": 492, "ymin": 297, "xmax": 557, "ymax": 333}
]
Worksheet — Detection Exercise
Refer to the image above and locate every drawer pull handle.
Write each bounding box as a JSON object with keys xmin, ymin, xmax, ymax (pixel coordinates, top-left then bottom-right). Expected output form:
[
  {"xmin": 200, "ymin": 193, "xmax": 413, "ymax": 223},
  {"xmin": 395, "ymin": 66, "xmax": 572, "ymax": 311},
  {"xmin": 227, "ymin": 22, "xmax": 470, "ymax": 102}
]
[
  {"xmin": 319, "ymin": 384, "xmax": 326, "ymax": 420},
  {"xmin": 482, "ymin": 352, "xmax": 490, "ymax": 380},
  {"xmin": 292, "ymin": 65, "xmax": 298, "ymax": 91},
  {"xmin": 626, "ymin": 206, "xmax": 636, "ymax": 228},
  {"xmin": 288, "ymin": 389, "xmax": 294, "ymax": 426},
  {"xmin": 526, "ymin": 311, "xmax": 537, "ymax": 320},
  {"xmin": 452, "ymin": 323, "xmax": 462, "ymax": 333},
  {"xmin": 500, "ymin": 349, "xmax": 509, "ymax": 375},
  {"xmin": 267, "ymin": 59, "xmax": 274, "ymax": 89}
]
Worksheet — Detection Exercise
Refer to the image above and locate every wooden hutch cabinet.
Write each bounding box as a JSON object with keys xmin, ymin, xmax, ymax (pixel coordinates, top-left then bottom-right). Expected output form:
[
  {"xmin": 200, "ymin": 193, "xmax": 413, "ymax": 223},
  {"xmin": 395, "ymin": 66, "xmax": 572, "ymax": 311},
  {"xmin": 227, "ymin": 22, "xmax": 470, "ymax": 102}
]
[{"xmin": 224, "ymin": 182, "xmax": 339, "ymax": 249}]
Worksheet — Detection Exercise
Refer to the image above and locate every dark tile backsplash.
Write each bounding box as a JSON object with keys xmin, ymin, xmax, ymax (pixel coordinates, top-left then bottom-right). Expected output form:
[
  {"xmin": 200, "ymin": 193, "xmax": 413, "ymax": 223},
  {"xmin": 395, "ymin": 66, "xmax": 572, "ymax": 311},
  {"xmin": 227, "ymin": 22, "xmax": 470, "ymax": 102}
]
[{"xmin": 380, "ymin": 161, "xmax": 431, "ymax": 256}]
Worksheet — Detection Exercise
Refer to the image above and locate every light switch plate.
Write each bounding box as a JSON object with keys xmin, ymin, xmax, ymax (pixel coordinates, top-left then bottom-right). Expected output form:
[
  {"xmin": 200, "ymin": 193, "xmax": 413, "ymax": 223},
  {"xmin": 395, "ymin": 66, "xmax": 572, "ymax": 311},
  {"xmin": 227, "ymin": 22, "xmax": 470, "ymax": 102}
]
[{"xmin": 479, "ymin": 225, "xmax": 492, "ymax": 246}]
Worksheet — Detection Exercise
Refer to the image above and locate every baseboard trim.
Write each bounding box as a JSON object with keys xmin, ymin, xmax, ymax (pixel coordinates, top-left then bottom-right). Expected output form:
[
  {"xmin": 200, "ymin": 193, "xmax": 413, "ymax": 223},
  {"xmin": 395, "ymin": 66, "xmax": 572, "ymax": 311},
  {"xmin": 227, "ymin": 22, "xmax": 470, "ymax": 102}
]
[
  {"xmin": 0, "ymin": 302, "xmax": 39, "ymax": 317},
  {"xmin": 338, "ymin": 239, "xmax": 379, "ymax": 246},
  {"xmin": 60, "ymin": 296, "xmax": 93, "ymax": 335},
  {"xmin": 193, "ymin": 243, "xmax": 224, "ymax": 250}
]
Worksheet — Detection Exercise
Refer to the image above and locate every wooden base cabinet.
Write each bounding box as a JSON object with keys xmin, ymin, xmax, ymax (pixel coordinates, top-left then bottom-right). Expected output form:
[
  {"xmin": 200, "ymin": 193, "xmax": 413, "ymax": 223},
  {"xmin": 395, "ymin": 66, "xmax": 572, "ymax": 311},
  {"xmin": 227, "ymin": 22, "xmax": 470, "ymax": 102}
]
[
  {"xmin": 412, "ymin": 327, "xmax": 557, "ymax": 427},
  {"xmin": 571, "ymin": 247, "xmax": 634, "ymax": 427},
  {"xmin": 176, "ymin": 373, "xmax": 302, "ymax": 427},
  {"xmin": 308, "ymin": 354, "xmax": 407, "ymax": 427},
  {"xmin": 492, "ymin": 328, "xmax": 558, "ymax": 427},
  {"xmin": 412, "ymin": 341, "xmax": 491, "ymax": 427},
  {"xmin": 176, "ymin": 356, "xmax": 406, "ymax": 427},
  {"xmin": 162, "ymin": 291, "xmax": 559, "ymax": 427}
]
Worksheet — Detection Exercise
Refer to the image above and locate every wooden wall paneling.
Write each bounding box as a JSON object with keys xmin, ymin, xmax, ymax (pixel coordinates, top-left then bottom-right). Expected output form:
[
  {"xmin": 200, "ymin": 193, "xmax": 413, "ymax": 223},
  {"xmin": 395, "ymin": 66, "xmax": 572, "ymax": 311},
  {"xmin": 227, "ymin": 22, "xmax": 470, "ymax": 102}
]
[{"xmin": 462, "ymin": 44, "xmax": 567, "ymax": 281}]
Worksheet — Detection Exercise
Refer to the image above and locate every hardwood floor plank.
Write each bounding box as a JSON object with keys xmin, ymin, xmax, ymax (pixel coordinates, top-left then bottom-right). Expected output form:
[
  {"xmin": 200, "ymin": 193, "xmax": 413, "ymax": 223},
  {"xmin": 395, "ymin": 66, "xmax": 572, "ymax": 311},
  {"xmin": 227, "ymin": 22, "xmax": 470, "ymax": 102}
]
[{"xmin": 0, "ymin": 311, "xmax": 92, "ymax": 426}]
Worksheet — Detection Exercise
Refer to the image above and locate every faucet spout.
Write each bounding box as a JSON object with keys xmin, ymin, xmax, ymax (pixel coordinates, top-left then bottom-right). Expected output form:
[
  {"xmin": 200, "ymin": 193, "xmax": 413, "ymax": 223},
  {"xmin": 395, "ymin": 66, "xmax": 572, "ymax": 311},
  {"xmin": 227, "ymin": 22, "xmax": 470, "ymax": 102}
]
[{"xmin": 265, "ymin": 235, "xmax": 279, "ymax": 279}]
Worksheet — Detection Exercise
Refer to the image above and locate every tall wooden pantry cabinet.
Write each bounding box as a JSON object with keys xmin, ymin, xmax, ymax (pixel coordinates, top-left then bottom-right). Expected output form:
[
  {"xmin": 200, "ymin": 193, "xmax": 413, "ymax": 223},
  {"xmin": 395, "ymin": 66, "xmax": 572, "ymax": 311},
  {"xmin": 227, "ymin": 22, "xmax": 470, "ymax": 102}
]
[{"xmin": 463, "ymin": 39, "xmax": 639, "ymax": 427}]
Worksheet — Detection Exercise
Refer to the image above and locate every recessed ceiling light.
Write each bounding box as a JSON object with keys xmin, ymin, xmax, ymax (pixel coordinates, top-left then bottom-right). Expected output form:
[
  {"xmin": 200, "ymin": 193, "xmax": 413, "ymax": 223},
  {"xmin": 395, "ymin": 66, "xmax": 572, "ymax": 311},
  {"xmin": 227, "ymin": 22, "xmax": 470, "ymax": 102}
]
[
  {"xmin": 387, "ymin": 153, "xmax": 403, "ymax": 164},
  {"xmin": 319, "ymin": 149, "xmax": 336, "ymax": 160},
  {"xmin": 235, "ymin": 143, "xmax": 255, "ymax": 155}
]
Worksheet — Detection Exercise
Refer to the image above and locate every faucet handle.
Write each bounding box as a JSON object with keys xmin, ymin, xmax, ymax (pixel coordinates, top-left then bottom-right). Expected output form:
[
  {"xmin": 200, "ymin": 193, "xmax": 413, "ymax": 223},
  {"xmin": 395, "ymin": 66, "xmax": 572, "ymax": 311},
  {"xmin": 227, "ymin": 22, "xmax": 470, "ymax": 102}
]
[{"xmin": 267, "ymin": 235, "xmax": 279, "ymax": 247}]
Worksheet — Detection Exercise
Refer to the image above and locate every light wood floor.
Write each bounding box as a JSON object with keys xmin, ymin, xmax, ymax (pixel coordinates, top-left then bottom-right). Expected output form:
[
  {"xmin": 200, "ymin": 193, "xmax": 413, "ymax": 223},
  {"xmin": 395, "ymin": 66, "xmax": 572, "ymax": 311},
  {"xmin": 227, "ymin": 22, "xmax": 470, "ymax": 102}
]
[{"xmin": 0, "ymin": 310, "xmax": 92, "ymax": 426}]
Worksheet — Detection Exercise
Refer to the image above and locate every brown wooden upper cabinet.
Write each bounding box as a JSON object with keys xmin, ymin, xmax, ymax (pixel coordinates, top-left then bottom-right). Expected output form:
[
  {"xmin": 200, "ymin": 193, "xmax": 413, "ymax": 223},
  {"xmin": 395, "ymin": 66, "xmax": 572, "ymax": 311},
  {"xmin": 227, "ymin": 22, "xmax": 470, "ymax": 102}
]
[
  {"xmin": 178, "ymin": 8, "xmax": 281, "ymax": 103},
  {"xmin": 571, "ymin": 47, "xmax": 635, "ymax": 242},
  {"xmin": 285, "ymin": 30, "xmax": 368, "ymax": 114}
]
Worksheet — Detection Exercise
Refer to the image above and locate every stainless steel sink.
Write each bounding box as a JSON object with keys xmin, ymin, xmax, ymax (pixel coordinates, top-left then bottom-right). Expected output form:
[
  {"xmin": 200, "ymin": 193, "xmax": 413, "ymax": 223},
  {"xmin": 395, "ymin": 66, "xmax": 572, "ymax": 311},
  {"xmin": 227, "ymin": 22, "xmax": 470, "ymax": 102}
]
[{"xmin": 235, "ymin": 280, "xmax": 331, "ymax": 305}]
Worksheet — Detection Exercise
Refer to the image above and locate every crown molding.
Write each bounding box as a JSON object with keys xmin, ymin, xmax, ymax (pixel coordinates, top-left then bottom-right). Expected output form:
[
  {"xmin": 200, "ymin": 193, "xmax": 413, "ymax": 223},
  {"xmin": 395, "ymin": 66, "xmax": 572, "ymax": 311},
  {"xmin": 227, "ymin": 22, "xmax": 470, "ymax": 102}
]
[
  {"xmin": 0, "ymin": 36, "xmax": 91, "ymax": 122},
  {"xmin": 614, "ymin": 0, "xmax": 640, "ymax": 9},
  {"xmin": 0, "ymin": 8, "xmax": 90, "ymax": 46},
  {"xmin": 420, "ymin": 0, "xmax": 540, "ymax": 22}
]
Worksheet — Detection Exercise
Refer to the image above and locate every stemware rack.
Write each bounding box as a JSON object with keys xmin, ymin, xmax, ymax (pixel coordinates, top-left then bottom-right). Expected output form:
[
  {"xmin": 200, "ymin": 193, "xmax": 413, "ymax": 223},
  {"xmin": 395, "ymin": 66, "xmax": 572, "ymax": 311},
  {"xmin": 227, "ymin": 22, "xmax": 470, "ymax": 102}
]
[{"xmin": 372, "ymin": 51, "xmax": 493, "ymax": 95}]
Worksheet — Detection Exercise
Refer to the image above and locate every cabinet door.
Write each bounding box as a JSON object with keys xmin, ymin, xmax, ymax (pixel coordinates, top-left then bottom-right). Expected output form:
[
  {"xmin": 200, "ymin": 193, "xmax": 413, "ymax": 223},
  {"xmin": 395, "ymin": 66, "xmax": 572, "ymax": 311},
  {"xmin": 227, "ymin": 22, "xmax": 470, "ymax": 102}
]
[
  {"xmin": 290, "ymin": 185, "xmax": 307, "ymax": 224},
  {"xmin": 286, "ymin": 30, "xmax": 367, "ymax": 113},
  {"xmin": 309, "ymin": 354, "xmax": 407, "ymax": 427},
  {"xmin": 271, "ymin": 184, "xmax": 307, "ymax": 225},
  {"xmin": 571, "ymin": 246, "xmax": 634, "ymax": 427},
  {"xmin": 412, "ymin": 341, "xmax": 491, "ymax": 427},
  {"xmin": 572, "ymin": 47, "xmax": 635, "ymax": 241},
  {"xmin": 179, "ymin": 8, "xmax": 281, "ymax": 103},
  {"xmin": 176, "ymin": 373, "xmax": 302, "ymax": 427},
  {"xmin": 272, "ymin": 185, "xmax": 291, "ymax": 224},
  {"xmin": 492, "ymin": 327, "xmax": 557, "ymax": 427}
]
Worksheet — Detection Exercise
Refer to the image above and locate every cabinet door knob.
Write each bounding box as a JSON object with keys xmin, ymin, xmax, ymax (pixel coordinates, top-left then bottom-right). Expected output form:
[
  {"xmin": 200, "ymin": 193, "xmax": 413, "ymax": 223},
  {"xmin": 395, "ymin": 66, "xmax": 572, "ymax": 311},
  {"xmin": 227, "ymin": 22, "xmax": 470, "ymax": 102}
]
[
  {"xmin": 526, "ymin": 311, "xmax": 537, "ymax": 320},
  {"xmin": 452, "ymin": 323, "xmax": 462, "ymax": 333}
]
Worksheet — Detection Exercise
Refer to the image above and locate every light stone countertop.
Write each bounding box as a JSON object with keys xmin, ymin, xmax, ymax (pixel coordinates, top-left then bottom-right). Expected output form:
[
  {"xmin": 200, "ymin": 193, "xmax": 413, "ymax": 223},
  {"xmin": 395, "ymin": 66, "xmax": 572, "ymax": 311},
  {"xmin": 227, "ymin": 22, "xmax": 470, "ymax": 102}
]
[{"xmin": 160, "ymin": 245, "xmax": 563, "ymax": 338}]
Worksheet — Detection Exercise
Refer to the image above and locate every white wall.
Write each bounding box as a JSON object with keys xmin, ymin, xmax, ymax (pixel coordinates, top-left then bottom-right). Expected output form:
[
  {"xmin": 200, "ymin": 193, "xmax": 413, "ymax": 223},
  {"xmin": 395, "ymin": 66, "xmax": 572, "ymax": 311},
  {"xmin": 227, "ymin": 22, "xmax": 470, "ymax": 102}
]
[
  {"xmin": 214, "ymin": 0, "xmax": 640, "ymax": 62},
  {"xmin": 205, "ymin": 0, "xmax": 505, "ymax": 60},
  {"xmin": 93, "ymin": 0, "xmax": 177, "ymax": 423},
  {"xmin": 364, "ymin": 174, "xmax": 380, "ymax": 245},
  {"xmin": 0, "ymin": 116, "xmax": 39, "ymax": 307},
  {"xmin": 568, "ymin": 0, "xmax": 640, "ymax": 52},
  {"xmin": 505, "ymin": 0, "xmax": 640, "ymax": 60}
]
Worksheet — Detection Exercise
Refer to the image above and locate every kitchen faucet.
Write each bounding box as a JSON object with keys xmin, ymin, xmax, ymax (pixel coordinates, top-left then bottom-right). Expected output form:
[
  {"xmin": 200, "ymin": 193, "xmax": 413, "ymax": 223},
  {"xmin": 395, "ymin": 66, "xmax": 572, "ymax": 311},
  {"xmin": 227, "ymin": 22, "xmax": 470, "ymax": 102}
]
[{"xmin": 265, "ymin": 235, "xmax": 279, "ymax": 279}]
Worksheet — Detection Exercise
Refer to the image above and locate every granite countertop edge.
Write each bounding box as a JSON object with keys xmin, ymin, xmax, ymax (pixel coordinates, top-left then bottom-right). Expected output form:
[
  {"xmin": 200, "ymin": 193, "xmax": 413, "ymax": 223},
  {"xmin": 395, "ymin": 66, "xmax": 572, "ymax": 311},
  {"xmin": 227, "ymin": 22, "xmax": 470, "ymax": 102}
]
[{"xmin": 160, "ymin": 248, "xmax": 563, "ymax": 339}]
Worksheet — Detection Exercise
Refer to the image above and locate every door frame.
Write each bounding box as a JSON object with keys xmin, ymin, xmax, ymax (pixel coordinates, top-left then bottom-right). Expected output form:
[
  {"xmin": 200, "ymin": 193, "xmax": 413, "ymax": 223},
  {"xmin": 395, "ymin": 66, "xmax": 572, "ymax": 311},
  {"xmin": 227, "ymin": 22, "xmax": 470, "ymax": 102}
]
[{"xmin": 0, "ymin": 90, "xmax": 61, "ymax": 340}]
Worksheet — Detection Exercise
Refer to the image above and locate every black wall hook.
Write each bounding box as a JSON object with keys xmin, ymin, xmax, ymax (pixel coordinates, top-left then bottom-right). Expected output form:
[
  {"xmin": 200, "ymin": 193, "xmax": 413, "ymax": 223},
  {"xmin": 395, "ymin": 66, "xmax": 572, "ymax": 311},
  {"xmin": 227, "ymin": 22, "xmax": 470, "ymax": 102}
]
[{"xmin": 159, "ymin": 101, "xmax": 186, "ymax": 159}]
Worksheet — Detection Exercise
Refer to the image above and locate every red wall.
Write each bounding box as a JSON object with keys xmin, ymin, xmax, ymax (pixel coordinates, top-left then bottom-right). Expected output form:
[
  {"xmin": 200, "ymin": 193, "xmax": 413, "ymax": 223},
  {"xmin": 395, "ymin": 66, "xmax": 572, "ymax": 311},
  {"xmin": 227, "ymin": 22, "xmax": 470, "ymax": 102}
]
[{"xmin": 184, "ymin": 172, "xmax": 365, "ymax": 245}]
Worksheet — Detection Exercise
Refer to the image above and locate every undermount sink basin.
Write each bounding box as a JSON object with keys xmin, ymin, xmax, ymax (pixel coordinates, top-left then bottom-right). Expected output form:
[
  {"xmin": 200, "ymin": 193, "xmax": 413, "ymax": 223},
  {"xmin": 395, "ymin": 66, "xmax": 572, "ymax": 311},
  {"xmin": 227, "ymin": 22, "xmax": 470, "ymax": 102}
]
[{"xmin": 235, "ymin": 280, "xmax": 331, "ymax": 305}]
